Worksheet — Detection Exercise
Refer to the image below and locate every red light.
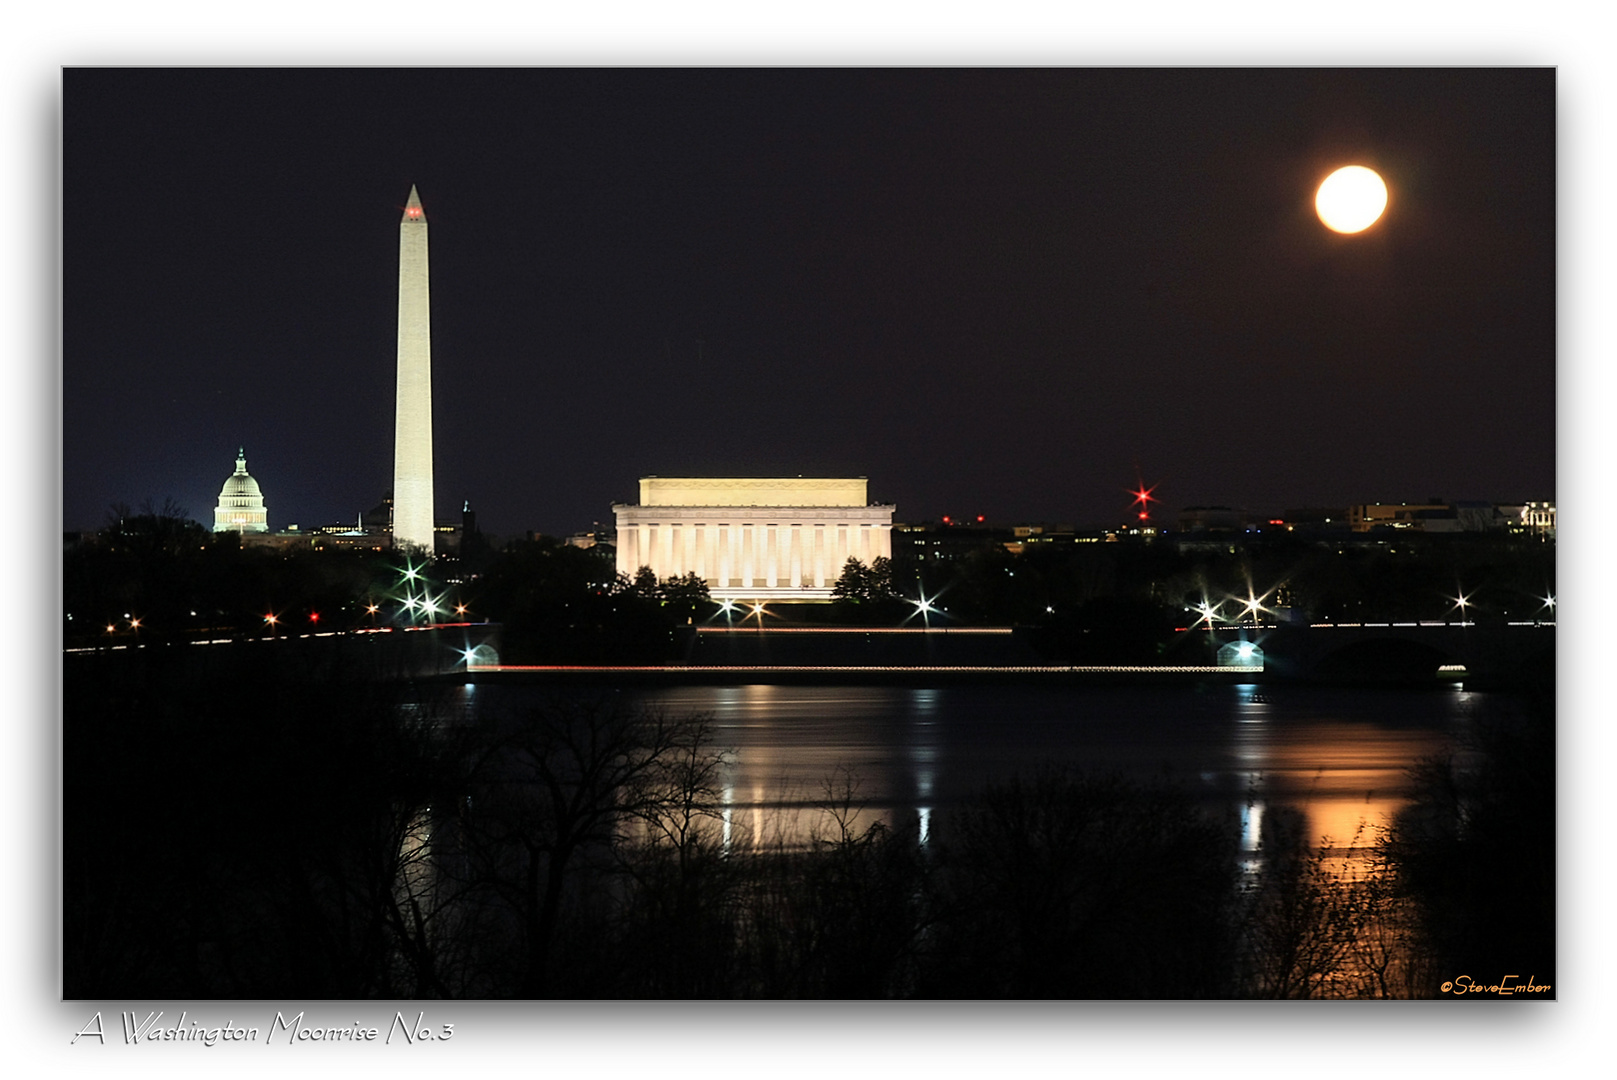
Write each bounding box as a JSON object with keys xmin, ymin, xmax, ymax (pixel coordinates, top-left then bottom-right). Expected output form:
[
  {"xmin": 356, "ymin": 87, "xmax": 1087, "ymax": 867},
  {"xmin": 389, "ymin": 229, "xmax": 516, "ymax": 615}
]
[
  {"xmin": 309, "ymin": 612, "xmax": 320, "ymax": 623},
  {"xmin": 942, "ymin": 516, "xmax": 952, "ymax": 524},
  {"xmin": 406, "ymin": 207, "xmax": 422, "ymax": 217},
  {"xmin": 976, "ymin": 515, "xmax": 985, "ymax": 523}
]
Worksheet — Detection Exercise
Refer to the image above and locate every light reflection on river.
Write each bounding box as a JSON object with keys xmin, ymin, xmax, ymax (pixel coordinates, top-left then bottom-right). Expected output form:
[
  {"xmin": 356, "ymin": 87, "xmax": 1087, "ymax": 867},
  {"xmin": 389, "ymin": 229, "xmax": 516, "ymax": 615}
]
[{"xmin": 479, "ymin": 682, "xmax": 1489, "ymax": 853}]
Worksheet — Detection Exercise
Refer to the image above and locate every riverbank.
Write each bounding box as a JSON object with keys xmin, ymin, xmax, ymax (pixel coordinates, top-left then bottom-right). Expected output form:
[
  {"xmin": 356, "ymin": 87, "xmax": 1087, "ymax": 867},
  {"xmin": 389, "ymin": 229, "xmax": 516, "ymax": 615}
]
[{"xmin": 445, "ymin": 663, "xmax": 1264, "ymax": 687}]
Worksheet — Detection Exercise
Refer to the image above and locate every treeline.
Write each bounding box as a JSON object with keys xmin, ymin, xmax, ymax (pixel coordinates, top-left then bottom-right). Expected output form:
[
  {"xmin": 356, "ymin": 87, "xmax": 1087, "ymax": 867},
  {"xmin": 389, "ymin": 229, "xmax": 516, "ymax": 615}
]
[
  {"xmin": 65, "ymin": 658, "xmax": 1553, "ymax": 999},
  {"xmin": 66, "ymin": 507, "xmax": 1553, "ymax": 666},
  {"xmin": 63, "ymin": 512, "xmax": 708, "ymax": 662},
  {"xmin": 880, "ymin": 529, "xmax": 1556, "ymax": 627},
  {"xmin": 466, "ymin": 539, "xmax": 706, "ymax": 664},
  {"xmin": 64, "ymin": 508, "xmax": 416, "ymax": 645}
]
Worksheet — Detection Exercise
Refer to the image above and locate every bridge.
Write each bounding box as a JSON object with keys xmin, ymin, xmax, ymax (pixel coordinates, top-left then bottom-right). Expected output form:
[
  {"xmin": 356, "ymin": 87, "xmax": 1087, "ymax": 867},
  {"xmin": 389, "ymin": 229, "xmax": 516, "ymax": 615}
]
[{"xmin": 1199, "ymin": 618, "xmax": 1555, "ymax": 688}]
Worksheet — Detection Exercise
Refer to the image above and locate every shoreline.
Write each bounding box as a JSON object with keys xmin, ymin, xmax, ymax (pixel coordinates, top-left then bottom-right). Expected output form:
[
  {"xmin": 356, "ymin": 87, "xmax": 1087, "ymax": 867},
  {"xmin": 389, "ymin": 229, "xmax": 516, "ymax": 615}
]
[{"xmin": 436, "ymin": 664, "xmax": 1470, "ymax": 689}]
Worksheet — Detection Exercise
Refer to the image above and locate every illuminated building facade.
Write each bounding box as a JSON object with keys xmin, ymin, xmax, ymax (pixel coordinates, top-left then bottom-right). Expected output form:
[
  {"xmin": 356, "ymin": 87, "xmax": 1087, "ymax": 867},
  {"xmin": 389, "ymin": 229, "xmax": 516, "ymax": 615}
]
[
  {"xmin": 614, "ymin": 477, "xmax": 894, "ymax": 601},
  {"xmin": 213, "ymin": 449, "xmax": 269, "ymax": 533},
  {"xmin": 391, "ymin": 185, "xmax": 435, "ymax": 553},
  {"xmin": 1512, "ymin": 501, "xmax": 1557, "ymax": 536}
]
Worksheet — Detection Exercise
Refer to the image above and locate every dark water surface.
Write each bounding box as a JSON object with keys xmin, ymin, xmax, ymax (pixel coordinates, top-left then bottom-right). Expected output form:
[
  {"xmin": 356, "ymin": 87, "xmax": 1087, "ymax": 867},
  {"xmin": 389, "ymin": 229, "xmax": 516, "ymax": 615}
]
[{"xmin": 470, "ymin": 681, "xmax": 1508, "ymax": 852}]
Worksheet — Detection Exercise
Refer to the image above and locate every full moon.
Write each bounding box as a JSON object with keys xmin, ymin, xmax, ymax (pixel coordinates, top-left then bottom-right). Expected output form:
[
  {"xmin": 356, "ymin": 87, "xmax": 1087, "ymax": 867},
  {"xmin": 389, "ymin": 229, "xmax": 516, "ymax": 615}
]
[{"xmin": 1315, "ymin": 165, "xmax": 1388, "ymax": 233}]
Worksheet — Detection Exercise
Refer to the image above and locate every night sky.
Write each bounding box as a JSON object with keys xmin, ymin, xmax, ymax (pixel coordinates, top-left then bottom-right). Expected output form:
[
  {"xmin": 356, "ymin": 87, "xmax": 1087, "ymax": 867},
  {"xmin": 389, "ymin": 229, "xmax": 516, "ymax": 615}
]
[{"xmin": 63, "ymin": 68, "xmax": 1555, "ymax": 539}]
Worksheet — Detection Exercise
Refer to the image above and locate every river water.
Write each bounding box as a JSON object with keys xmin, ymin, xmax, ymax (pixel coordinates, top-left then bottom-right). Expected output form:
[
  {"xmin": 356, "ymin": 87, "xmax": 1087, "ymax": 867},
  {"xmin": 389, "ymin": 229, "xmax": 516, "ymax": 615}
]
[{"xmin": 466, "ymin": 680, "xmax": 1505, "ymax": 854}]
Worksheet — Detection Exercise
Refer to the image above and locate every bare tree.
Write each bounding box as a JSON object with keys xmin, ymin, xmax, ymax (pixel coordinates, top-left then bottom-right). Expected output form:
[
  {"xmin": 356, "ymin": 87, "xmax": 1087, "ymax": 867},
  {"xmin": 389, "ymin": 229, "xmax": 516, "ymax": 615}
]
[{"xmin": 454, "ymin": 698, "xmax": 721, "ymax": 996}]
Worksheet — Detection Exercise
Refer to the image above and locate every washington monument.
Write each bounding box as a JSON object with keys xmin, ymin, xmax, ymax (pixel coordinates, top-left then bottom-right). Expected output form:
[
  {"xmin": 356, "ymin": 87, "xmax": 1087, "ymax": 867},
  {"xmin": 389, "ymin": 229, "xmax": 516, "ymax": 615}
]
[{"xmin": 392, "ymin": 185, "xmax": 434, "ymax": 552}]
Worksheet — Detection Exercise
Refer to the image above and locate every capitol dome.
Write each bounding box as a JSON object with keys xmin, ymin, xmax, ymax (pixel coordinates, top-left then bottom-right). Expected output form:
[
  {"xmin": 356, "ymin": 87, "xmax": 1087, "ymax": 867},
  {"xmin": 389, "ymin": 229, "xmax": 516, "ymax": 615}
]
[{"xmin": 213, "ymin": 448, "xmax": 269, "ymax": 533}]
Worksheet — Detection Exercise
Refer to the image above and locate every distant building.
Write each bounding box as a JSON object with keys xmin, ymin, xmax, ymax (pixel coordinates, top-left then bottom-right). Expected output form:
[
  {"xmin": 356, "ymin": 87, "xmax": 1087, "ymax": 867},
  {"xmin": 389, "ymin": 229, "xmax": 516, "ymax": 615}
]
[
  {"xmin": 1176, "ymin": 506, "xmax": 1248, "ymax": 532},
  {"xmin": 567, "ymin": 524, "xmax": 615, "ymax": 551},
  {"xmin": 895, "ymin": 519, "xmax": 1016, "ymax": 562},
  {"xmin": 1503, "ymin": 501, "xmax": 1556, "ymax": 537},
  {"xmin": 1351, "ymin": 500, "xmax": 1518, "ymax": 534},
  {"xmin": 614, "ymin": 477, "xmax": 894, "ymax": 602},
  {"xmin": 1001, "ymin": 523, "xmax": 1085, "ymax": 555},
  {"xmin": 1275, "ymin": 508, "xmax": 1350, "ymax": 534},
  {"xmin": 303, "ymin": 494, "xmax": 391, "ymax": 551},
  {"xmin": 1452, "ymin": 501, "xmax": 1507, "ymax": 532},
  {"xmin": 1350, "ymin": 501, "xmax": 1452, "ymax": 532},
  {"xmin": 213, "ymin": 449, "xmax": 269, "ymax": 533}
]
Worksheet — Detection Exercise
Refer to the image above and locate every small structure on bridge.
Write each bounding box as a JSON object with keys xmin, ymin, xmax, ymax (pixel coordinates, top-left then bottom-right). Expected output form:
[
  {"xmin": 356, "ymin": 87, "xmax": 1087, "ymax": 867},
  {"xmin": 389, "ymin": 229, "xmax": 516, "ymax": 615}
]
[{"xmin": 1216, "ymin": 640, "xmax": 1264, "ymax": 669}]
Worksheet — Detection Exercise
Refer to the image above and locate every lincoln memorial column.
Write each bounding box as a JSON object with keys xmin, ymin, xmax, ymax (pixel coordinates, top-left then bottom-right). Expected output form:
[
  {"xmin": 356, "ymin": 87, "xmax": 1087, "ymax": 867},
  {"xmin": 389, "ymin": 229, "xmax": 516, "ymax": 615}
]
[{"xmin": 780, "ymin": 523, "xmax": 795, "ymax": 588}]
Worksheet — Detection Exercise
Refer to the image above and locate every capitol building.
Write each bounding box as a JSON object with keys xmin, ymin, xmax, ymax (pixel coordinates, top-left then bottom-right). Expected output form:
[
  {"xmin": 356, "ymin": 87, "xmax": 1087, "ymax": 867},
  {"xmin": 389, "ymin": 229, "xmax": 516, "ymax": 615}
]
[{"xmin": 213, "ymin": 449, "xmax": 269, "ymax": 533}]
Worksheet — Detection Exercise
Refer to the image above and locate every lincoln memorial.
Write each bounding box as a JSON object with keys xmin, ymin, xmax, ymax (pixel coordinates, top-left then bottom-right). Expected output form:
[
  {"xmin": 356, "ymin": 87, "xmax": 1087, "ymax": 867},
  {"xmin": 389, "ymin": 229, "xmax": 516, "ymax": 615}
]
[{"xmin": 613, "ymin": 477, "xmax": 896, "ymax": 602}]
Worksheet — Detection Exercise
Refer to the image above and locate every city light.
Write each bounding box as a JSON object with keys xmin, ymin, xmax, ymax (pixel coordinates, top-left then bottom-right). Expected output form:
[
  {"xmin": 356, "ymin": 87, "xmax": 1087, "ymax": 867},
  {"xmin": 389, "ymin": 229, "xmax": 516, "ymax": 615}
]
[
  {"xmin": 1127, "ymin": 478, "xmax": 1158, "ymax": 521},
  {"xmin": 1228, "ymin": 582, "xmax": 1282, "ymax": 625}
]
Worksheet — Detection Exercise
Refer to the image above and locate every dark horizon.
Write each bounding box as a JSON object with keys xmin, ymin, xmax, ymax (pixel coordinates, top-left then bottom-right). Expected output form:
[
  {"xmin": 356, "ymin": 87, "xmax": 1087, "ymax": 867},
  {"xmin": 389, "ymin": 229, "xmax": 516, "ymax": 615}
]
[{"xmin": 63, "ymin": 68, "xmax": 1554, "ymax": 540}]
